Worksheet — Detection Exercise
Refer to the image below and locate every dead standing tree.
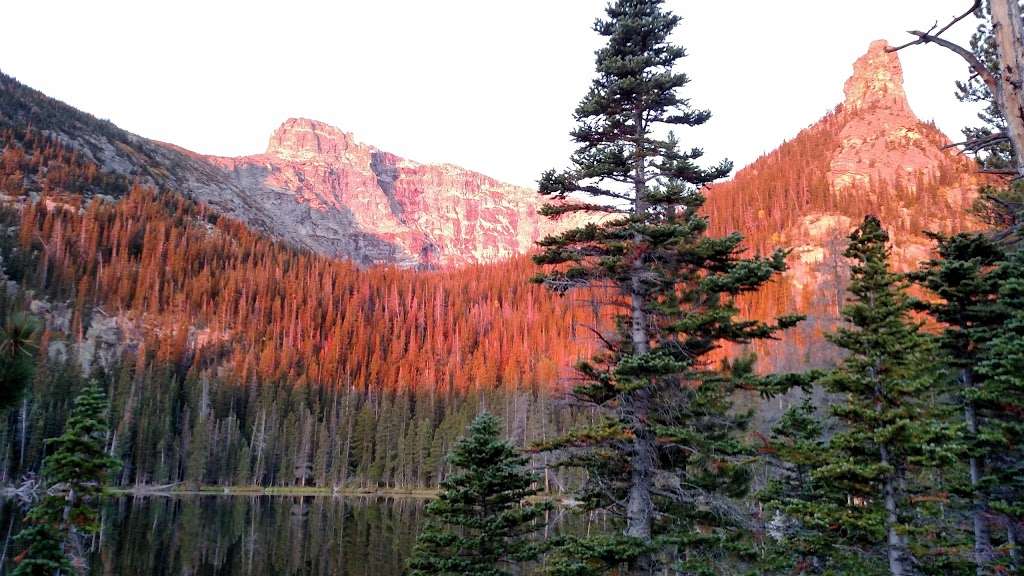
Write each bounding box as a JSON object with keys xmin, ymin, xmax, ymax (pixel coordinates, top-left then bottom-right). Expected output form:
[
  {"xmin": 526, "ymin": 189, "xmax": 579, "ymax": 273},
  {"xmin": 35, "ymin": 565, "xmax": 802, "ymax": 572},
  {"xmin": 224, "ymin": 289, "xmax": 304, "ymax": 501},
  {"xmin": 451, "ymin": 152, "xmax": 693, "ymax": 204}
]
[
  {"xmin": 893, "ymin": 4, "xmax": 1023, "ymax": 573},
  {"xmin": 891, "ymin": 0, "xmax": 1024, "ymax": 240},
  {"xmin": 892, "ymin": 1, "xmax": 1024, "ymax": 175}
]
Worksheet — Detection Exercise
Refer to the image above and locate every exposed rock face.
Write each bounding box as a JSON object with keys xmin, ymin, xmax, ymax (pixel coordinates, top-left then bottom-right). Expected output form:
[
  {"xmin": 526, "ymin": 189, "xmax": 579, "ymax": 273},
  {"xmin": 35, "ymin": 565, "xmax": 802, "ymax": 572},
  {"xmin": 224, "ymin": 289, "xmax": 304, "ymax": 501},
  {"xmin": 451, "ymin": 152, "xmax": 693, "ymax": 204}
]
[
  {"xmin": 0, "ymin": 73, "xmax": 580, "ymax": 269},
  {"xmin": 830, "ymin": 41, "xmax": 956, "ymax": 194},
  {"xmin": 706, "ymin": 40, "xmax": 985, "ymax": 372},
  {"xmin": 842, "ymin": 39, "xmax": 909, "ymax": 113},
  {"xmin": 824, "ymin": 41, "xmax": 981, "ymax": 270},
  {"xmin": 204, "ymin": 119, "xmax": 574, "ymax": 267}
]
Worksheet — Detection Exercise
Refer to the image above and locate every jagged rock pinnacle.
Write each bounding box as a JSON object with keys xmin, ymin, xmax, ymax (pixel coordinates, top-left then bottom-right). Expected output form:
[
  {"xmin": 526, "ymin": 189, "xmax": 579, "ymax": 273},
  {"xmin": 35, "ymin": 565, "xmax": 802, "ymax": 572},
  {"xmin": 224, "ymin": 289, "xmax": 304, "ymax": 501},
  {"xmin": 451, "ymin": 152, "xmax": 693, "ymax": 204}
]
[
  {"xmin": 265, "ymin": 118, "xmax": 360, "ymax": 162},
  {"xmin": 843, "ymin": 40, "xmax": 910, "ymax": 113}
]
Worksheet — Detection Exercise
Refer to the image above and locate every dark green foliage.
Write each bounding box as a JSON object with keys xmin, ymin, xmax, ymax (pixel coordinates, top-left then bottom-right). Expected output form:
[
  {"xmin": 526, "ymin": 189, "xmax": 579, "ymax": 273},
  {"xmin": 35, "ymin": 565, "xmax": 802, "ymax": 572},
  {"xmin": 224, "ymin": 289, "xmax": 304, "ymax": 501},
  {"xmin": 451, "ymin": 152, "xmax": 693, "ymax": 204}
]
[
  {"xmin": 544, "ymin": 535, "xmax": 653, "ymax": 576},
  {"xmin": 777, "ymin": 216, "xmax": 956, "ymax": 574},
  {"xmin": 533, "ymin": 0, "xmax": 798, "ymax": 570},
  {"xmin": 974, "ymin": 250, "xmax": 1024, "ymax": 571},
  {"xmin": 912, "ymin": 232, "xmax": 1016, "ymax": 573},
  {"xmin": 10, "ymin": 523, "xmax": 73, "ymax": 576},
  {"xmin": 758, "ymin": 400, "xmax": 832, "ymax": 573},
  {"xmin": 40, "ymin": 383, "xmax": 120, "ymax": 531},
  {"xmin": 407, "ymin": 412, "xmax": 549, "ymax": 576},
  {"xmin": 11, "ymin": 383, "xmax": 120, "ymax": 574},
  {"xmin": 0, "ymin": 313, "xmax": 38, "ymax": 410}
]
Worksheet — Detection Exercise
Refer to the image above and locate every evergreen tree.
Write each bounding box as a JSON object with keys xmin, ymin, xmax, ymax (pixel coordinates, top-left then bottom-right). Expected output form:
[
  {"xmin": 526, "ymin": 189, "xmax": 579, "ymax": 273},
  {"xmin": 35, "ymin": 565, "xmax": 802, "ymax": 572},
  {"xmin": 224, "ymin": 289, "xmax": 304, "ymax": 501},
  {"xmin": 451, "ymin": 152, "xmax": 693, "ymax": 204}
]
[
  {"xmin": 974, "ymin": 249, "xmax": 1024, "ymax": 572},
  {"xmin": 802, "ymin": 216, "xmax": 954, "ymax": 576},
  {"xmin": 12, "ymin": 383, "xmax": 120, "ymax": 575},
  {"xmin": 758, "ymin": 400, "xmax": 834, "ymax": 574},
  {"xmin": 534, "ymin": 0, "xmax": 798, "ymax": 570},
  {"xmin": 10, "ymin": 524, "xmax": 73, "ymax": 576},
  {"xmin": 406, "ymin": 412, "xmax": 549, "ymax": 576},
  {"xmin": 912, "ymin": 232, "xmax": 1009, "ymax": 574}
]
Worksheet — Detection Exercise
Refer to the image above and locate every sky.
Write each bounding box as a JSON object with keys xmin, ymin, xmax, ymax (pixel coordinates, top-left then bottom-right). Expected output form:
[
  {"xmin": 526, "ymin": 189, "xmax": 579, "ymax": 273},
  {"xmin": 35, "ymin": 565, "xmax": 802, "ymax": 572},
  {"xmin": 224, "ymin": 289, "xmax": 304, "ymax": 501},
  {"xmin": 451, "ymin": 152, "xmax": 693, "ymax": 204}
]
[{"xmin": 0, "ymin": 1, "xmax": 985, "ymax": 188}]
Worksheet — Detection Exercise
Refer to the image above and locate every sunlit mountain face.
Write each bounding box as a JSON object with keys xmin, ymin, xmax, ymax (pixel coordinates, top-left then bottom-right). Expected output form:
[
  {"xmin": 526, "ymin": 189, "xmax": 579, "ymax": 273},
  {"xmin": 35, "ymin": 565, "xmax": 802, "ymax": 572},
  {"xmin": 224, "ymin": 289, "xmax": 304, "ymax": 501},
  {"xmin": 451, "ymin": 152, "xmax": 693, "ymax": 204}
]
[
  {"xmin": 704, "ymin": 40, "xmax": 986, "ymax": 371},
  {"xmin": 0, "ymin": 38, "xmax": 990, "ymax": 489}
]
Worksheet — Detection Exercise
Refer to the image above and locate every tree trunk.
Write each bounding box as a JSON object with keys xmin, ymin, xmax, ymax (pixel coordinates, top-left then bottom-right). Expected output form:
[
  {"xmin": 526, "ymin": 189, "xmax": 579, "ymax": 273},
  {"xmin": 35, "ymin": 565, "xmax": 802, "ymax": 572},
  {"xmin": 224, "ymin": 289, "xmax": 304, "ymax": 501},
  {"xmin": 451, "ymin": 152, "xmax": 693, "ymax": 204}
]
[
  {"xmin": 962, "ymin": 367, "xmax": 994, "ymax": 575},
  {"xmin": 626, "ymin": 397, "xmax": 655, "ymax": 542},
  {"xmin": 623, "ymin": 109, "xmax": 655, "ymax": 570},
  {"xmin": 880, "ymin": 444, "xmax": 912, "ymax": 576},
  {"xmin": 991, "ymin": 0, "xmax": 1024, "ymax": 177},
  {"xmin": 1008, "ymin": 517, "xmax": 1020, "ymax": 572}
]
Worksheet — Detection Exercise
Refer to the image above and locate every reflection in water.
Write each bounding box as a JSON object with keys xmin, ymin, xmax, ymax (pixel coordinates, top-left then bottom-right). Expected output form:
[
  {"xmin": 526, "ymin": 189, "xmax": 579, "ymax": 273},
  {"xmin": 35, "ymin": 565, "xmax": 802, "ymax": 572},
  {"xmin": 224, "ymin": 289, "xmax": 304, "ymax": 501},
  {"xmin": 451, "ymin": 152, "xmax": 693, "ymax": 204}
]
[
  {"xmin": 1, "ymin": 495, "xmax": 605, "ymax": 575},
  {"xmin": 2, "ymin": 495, "xmax": 427, "ymax": 576}
]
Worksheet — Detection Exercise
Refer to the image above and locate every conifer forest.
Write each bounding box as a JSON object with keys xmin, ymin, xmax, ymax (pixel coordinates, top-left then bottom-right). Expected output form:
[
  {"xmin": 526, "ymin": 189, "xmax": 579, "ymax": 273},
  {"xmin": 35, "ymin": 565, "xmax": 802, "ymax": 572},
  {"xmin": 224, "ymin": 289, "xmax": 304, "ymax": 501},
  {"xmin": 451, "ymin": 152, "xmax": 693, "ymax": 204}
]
[{"xmin": 0, "ymin": 1, "xmax": 1022, "ymax": 574}]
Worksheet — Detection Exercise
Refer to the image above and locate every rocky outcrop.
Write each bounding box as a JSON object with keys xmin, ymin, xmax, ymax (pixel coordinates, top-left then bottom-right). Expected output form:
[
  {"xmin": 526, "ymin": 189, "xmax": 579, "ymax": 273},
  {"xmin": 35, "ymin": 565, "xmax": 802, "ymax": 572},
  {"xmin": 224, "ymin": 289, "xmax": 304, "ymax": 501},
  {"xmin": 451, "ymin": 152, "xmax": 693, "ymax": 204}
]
[
  {"xmin": 706, "ymin": 40, "xmax": 986, "ymax": 372},
  {"xmin": 829, "ymin": 40, "xmax": 966, "ymax": 195},
  {"xmin": 0, "ymin": 73, "xmax": 579, "ymax": 268},
  {"xmin": 204, "ymin": 119, "xmax": 578, "ymax": 267}
]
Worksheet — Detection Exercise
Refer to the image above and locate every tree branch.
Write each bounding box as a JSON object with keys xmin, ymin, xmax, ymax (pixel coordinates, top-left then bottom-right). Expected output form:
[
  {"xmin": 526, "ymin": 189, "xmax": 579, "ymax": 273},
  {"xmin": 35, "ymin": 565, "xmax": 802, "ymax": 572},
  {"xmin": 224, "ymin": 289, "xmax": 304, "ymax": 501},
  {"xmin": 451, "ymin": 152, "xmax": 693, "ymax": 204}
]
[
  {"xmin": 898, "ymin": 31, "xmax": 999, "ymax": 97},
  {"xmin": 888, "ymin": 0, "xmax": 981, "ymax": 51},
  {"xmin": 943, "ymin": 131, "xmax": 1010, "ymax": 152},
  {"xmin": 888, "ymin": 2, "xmax": 999, "ymax": 96}
]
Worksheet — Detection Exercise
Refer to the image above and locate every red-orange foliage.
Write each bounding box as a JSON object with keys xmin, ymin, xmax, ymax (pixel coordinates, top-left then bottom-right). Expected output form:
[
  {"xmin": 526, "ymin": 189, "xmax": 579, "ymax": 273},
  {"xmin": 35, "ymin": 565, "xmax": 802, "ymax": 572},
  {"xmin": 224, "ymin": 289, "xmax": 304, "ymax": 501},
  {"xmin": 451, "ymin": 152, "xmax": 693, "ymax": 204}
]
[{"xmin": 11, "ymin": 185, "xmax": 597, "ymax": 395}]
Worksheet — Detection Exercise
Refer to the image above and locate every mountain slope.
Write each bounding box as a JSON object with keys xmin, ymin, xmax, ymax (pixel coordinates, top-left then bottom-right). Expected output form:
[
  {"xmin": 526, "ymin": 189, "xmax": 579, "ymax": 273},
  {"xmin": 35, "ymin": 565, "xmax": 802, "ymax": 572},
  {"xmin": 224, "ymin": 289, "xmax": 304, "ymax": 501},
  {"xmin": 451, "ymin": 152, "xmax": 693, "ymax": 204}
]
[
  {"xmin": 200, "ymin": 118, "xmax": 576, "ymax": 267},
  {"xmin": 705, "ymin": 40, "xmax": 985, "ymax": 370},
  {"xmin": 0, "ymin": 73, "xmax": 575, "ymax": 268}
]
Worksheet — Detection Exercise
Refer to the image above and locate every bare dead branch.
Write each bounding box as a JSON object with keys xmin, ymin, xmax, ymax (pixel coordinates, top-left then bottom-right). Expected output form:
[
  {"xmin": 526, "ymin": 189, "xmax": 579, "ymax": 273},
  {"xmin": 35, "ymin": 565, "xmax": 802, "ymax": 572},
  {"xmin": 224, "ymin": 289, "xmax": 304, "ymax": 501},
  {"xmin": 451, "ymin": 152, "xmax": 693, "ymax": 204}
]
[
  {"xmin": 887, "ymin": 2, "xmax": 1000, "ymax": 98},
  {"xmin": 903, "ymin": 32, "xmax": 1000, "ymax": 97},
  {"xmin": 943, "ymin": 132, "xmax": 1011, "ymax": 151},
  {"xmin": 577, "ymin": 323, "xmax": 620, "ymax": 351},
  {"xmin": 888, "ymin": 0, "xmax": 982, "ymax": 51}
]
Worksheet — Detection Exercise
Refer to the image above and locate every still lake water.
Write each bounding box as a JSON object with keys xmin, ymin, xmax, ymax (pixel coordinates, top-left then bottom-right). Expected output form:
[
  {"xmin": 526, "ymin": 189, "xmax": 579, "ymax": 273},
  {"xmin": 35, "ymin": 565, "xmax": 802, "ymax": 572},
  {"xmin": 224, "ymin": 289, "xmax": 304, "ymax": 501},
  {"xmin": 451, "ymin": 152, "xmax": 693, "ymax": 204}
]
[
  {"xmin": 1, "ymin": 494, "xmax": 431, "ymax": 575},
  {"xmin": 0, "ymin": 495, "xmax": 595, "ymax": 575}
]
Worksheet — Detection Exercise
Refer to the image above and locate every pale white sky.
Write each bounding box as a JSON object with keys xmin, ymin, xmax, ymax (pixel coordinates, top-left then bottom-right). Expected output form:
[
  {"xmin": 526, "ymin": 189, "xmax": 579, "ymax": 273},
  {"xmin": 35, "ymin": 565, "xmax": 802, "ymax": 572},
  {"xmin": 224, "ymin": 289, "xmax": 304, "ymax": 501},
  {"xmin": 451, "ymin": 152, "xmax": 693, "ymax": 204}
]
[{"xmin": 0, "ymin": 1, "xmax": 983, "ymax": 188}]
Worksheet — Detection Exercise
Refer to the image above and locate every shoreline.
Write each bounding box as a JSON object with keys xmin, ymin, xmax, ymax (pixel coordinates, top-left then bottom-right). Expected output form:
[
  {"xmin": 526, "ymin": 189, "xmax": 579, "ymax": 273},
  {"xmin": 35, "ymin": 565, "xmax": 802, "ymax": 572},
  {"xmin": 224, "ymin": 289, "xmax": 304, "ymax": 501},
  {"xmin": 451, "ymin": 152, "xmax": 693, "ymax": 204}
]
[{"xmin": 104, "ymin": 486, "xmax": 441, "ymax": 498}]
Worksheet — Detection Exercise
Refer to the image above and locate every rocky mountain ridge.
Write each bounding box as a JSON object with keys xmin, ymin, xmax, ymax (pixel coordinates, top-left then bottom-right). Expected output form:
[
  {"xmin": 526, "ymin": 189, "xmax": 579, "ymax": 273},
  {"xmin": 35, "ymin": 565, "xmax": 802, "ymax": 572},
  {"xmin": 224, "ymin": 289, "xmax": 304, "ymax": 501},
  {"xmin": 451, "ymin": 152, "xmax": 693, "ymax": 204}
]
[
  {"xmin": 0, "ymin": 74, "xmax": 578, "ymax": 268},
  {"xmin": 706, "ymin": 40, "xmax": 986, "ymax": 370},
  {"xmin": 202, "ymin": 118, "xmax": 575, "ymax": 267}
]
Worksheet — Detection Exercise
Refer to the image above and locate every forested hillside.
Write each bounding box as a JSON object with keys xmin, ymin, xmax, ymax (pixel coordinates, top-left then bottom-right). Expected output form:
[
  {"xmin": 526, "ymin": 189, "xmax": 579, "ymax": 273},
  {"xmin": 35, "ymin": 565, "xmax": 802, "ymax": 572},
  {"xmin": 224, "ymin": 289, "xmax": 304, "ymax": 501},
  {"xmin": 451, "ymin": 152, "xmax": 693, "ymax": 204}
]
[
  {"xmin": 706, "ymin": 41, "xmax": 985, "ymax": 371},
  {"xmin": 0, "ymin": 39, "xmax": 992, "ymax": 494},
  {"xmin": 0, "ymin": 125, "xmax": 599, "ymax": 488}
]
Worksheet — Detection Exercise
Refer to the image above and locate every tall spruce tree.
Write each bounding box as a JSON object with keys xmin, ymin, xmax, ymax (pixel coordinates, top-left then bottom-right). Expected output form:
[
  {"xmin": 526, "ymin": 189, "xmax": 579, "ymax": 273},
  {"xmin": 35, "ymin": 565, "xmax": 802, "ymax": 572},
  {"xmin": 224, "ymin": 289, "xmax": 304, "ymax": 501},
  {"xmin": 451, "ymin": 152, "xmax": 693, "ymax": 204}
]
[
  {"xmin": 757, "ymin": 400, "xmax": 839, "ymax": 574},
  {"xmin": 808, "ymin": 216, "xmax": 954, "ymax": 576},
  {"xmin": 974, "ymin": 249, "xmax": 1024, "ymax": 572},
  {"xmin": 12, "ymin": 383, "xmax": 120, "ymax": 575},
  {"xmin": 912, "ymin": 232, "xmax": 1009, "ymax": 574},
  {"xmin": 406, "ymin": 412, "xmax": 549, "ymax": 576},
  {"xmin": 534, "ymin": 0, "xmax": 799, "ymax": 571}
]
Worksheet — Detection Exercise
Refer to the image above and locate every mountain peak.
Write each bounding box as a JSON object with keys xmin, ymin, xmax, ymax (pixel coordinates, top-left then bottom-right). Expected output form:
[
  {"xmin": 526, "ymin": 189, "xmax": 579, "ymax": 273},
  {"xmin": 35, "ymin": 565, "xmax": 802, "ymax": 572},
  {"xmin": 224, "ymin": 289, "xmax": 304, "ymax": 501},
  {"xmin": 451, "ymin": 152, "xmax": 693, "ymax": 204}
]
[
  {"xmin": 265, "ymin": 118, "xmax": 364, "ymax": 162},
  {"xmin": 843, "ymin": 40, "xmax": 909, "ymax": 113}
]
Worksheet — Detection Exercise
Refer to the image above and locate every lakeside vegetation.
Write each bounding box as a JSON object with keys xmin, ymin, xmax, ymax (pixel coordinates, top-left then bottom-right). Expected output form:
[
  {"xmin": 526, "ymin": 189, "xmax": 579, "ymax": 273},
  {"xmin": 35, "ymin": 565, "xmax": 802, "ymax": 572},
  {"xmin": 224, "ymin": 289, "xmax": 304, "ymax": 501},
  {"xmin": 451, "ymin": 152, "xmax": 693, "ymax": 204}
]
[{"xmin": 1, "ymin": 0, "xmax": 1023, "ymax": 575}]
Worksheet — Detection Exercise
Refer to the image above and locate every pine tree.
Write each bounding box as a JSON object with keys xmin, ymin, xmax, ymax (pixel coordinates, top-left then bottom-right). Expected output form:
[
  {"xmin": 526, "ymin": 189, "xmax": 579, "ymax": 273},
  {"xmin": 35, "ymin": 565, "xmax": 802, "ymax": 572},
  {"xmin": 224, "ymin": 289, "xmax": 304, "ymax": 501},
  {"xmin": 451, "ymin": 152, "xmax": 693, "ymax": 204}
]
[
  {"xmin": 44, "ymin": 383, "xmax": 120, "ymax": 525},
  {"xmin": 974, "ymin": 249, "xmax": 1024, "ymax": 572},
  {"xmin": 757, "ymin": 400, "xmax": 834, "ymax": 574},
  {"xmin": 807, "ymin": 216, "xmax": 954, "ymax": 576},
  {"xmin": 406, "ymin": 412, "xmax": 549, "ymax": 576},
  {"xmin": 534, "ymin": 0, "xmax": 798, "ymax": 570},
  {"xmin": 10, "ymin": 524, "xmax": 73, "ymax": 576},
  {"xmin": 912, "ymin": 232, "xmax": 1009, "ymax": 574},
  {"xmin": 12, "ymin": 383, "xmax": 120, "ymax": 575}
]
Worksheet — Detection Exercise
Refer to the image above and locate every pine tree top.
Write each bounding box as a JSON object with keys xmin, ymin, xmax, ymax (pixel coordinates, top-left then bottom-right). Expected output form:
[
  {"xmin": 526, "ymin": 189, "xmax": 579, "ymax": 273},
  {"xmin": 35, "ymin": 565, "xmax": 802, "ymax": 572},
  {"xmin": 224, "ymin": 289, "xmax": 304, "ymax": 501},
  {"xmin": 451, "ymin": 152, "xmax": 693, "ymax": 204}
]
[{"xmin": 407, "ymin": 412, "xmax": 549, "ymax": 576}]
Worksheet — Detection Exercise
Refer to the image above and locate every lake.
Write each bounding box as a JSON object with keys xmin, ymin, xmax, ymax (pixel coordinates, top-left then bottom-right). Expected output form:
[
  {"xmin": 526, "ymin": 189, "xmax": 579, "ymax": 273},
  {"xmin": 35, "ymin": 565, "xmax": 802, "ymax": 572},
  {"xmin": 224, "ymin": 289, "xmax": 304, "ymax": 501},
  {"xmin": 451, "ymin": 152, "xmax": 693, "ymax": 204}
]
[
  {"xmin": 0, "ymin": 494, "xmax": 595, "ymax": 575},
  {"xmin": 1, "ymin": 494, "xmax": 430, "ymax": 575}
]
